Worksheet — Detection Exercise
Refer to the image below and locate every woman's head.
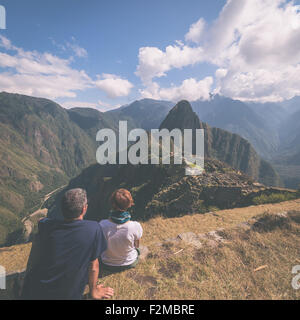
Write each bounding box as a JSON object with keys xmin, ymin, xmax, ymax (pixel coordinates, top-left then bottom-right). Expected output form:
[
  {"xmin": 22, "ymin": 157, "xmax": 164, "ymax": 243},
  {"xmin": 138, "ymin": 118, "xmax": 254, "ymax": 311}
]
[{"xmin": 110, "ymin": 188, "xmax": 134, "ymax": 211}]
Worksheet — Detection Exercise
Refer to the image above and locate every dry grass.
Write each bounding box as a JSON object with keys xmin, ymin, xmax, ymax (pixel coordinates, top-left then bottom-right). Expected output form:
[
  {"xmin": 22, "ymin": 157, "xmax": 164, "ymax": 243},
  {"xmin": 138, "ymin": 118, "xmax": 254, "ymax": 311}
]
[
  {"xmin": 1, "ymin": 199, "xmax": 300, "ymax": 299},
  {"xmin": 0, "ymin": 243, "xmax": 31, "ymax": 273},
  {"xmin": 140, "ymin": 199, "xmax": 300, "ymax": 245},
  {"xmin": 98, "ymin": 209, "xmax": 300, "ymax": 300}
]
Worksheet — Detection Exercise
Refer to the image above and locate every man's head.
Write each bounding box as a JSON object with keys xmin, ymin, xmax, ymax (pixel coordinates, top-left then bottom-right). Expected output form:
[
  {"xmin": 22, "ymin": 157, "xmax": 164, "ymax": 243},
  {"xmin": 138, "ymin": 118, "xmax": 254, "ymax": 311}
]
[
  {"xmin": 61, "ymin": 188, "xmax": 88, "ymax": 220},
  {"xmin": 110, "ymin": 188, "xmax": 134, "ymax": 212}
]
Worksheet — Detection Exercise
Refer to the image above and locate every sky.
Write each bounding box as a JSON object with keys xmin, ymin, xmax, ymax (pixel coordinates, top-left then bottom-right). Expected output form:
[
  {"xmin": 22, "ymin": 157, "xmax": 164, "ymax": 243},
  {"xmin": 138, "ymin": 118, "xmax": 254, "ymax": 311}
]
[{"xmin": 0, "ymin": 0, "xmax": 300, "ymax": 111}]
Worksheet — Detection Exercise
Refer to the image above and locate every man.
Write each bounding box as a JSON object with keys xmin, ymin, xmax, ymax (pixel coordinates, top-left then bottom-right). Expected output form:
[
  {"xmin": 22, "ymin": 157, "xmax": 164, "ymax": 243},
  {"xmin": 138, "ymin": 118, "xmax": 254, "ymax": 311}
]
[{"xmin": 22, "ymin": 188, "xmax": 114, "ymax": 300}]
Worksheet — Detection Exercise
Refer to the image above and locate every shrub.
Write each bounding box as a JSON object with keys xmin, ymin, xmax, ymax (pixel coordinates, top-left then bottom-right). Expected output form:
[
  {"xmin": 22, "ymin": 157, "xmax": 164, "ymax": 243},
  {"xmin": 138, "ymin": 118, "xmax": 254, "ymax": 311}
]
[{"xmin": 252, "ymin": 192, "xmax": 296, "ymax": 205}]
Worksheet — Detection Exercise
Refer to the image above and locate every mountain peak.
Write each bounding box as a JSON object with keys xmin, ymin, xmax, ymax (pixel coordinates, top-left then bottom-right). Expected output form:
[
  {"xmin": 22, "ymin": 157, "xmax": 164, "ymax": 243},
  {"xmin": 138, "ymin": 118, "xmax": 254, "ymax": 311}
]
[
  {"xmin": 173, "ymin": 100, "xmax": 194, "ymax": 112},
  {"xmin": 159, "ymin": 100, "xmax": 203, "ymax": 131}
]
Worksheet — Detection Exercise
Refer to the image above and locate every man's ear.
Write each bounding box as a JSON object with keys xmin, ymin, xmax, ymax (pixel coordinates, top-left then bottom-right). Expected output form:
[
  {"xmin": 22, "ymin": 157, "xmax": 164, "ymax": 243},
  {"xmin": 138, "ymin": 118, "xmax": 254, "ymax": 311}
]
[{"xmin": 82, "ymin": 204, "xmax": 88, "ymax": 217}]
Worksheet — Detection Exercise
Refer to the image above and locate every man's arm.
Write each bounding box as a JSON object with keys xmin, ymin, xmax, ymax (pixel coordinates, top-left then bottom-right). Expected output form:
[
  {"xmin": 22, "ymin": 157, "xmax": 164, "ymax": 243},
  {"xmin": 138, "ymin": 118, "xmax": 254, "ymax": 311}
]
[
  {"xmin": 26, "ymin": 233, "xmax": 41, "ymax": 273},
  {"xmin": 88, "ymin": 259, "xmax": 114, "ymax": 299}
]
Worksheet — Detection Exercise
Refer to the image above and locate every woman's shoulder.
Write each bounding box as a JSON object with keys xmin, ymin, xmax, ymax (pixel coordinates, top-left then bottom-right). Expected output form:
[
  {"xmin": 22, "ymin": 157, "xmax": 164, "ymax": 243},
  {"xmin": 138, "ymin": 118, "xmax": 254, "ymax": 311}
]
[{"xmin": 127, "ymin": 220, "xmax": 143, "ymax": 230}]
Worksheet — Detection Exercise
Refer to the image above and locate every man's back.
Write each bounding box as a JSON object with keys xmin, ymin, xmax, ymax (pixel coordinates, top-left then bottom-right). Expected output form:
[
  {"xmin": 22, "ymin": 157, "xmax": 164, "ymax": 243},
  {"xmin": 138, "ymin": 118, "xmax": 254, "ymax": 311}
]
[{"xmin": 22, "ymin": 218, "xmax": 106, "ymax": 300}]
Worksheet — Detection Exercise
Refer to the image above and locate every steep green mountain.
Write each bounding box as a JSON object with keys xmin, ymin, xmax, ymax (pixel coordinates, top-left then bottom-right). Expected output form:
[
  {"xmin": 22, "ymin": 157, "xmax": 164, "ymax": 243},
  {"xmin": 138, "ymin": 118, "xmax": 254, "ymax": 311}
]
[
  {"xmin": 48, "ymin": 101, "xmax": 284, "ymax": 224},
  {"xmin": 0, "ymin": 92, "xmax": 97, "ymax": 245},
  {"xmin": 191, "ymin": 95, "xmax": 279, "ymax": 160},
  {"xmin": 67, "ymin": 107, "xmax": 119, "ymax": 142},
  {"xmin": 103, "ymin": 96, "xmax": 296, "ymax": 188},
  {"xmin": 160, "ymin": 100, "xmax": 279, "ymax": 187},
  {"xmin": 0, "ymin": 93, "xmax": 286, "ymax": 246},
  {"xmin": 106, "ymin": 98, "xmax": 173, "ymax": 130}
]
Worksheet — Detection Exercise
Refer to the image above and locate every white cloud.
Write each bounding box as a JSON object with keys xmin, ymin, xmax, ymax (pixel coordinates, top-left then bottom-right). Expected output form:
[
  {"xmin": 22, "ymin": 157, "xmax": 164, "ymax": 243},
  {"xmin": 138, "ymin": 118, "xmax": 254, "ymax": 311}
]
[
  {"xmin": 66, "ymin": 37, "xmax": 88, "ymax": 58},
  {"xmin": 185, "ymin": 18, "xmax": 206, "ymax": 44},
  {"xmin": 136, "ymin": 0, "xmax": 300, "ymax": 103},
  {"xmin": 94, "ymin": 73, "xmax": 133, "ymax": 98},
  {"xmin": 136, "ymin": 44, "xmax": 204, "ymax": 85},
  {"xmin": 140, "ymin": 77, "xmax": 213, "ymax": 102},
  {"xmin": 208, "ymin": 0, "xmax": 300, "ymax": 101},
  {"xmin": 50, "ymin": 37, "xmax": 88, "ymax": 58},
  {"xmin": 0, "ymin": 35, "xmax": 91, "ymax": 99},
  {"xmin": 0, "ymin": 36, "xmax": 133, "ymax": 100}
]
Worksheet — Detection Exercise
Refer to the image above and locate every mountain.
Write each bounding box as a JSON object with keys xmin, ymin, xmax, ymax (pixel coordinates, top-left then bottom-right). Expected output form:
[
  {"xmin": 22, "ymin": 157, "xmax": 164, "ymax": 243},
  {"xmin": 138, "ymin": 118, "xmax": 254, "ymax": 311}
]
[
  {"xmin": 67, "ymin": 107, "xmax": 119, "ymax": 142},
  {"xmin": 280, "ymin": 96, "xmax": 300, "ymax": 115},
  {"xmin": 48, "ymin": 154, "xmax": 286, "ymax": 223},
  {"xmin": 271, "ymin": 108, "xmax": 300, "ymax": 189},
  {"xmin": 0, "ymin": 92, "xmax": 98, "ymax": 245},
  {"xmin": 161, "ymin": 100, "xmax": 279, "ymax": 187},
  {"xmin": 191, "ymin": 95, "xmax": 279, "ymax": 160},
  {"xmin": 0, "ymin": 93, "xmax": 285, "ymax": 246},
  {"xmin": 278, "ymin": 109, "xmax": 300, "ymax": 158},
  {"xmin": 47, "ymin": 101, "xmax": 284, "ymax": 224},
  {"xmin": 106, "ymin": 98, "xmax": 173, "ymax": 130},
  {"xmin": 246, "ymin": 101, "xmax": 286, "ymax": 131}
]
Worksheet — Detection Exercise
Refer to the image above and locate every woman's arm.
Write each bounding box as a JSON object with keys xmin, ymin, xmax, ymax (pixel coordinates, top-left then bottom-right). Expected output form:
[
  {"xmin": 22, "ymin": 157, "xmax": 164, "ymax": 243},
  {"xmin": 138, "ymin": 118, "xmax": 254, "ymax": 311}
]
[{"xmin": 134, "ymin": 239, "xmax": 140, "ymax": 248}]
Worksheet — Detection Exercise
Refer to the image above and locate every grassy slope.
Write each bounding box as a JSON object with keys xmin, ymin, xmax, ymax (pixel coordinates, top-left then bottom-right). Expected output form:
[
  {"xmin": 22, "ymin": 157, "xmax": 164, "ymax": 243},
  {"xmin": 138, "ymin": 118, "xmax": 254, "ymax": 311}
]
[
  {"xmin": 99, "ymin": 201, "xmax": 300, "ymax": 300},
  {"xmin": 1, "ymin": 199, "xmax": 299, "ymax": 300}
]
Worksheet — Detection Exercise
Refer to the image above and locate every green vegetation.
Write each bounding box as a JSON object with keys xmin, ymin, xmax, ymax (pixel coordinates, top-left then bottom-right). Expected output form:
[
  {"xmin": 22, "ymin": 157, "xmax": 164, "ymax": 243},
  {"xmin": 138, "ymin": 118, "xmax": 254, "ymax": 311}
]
[
  {"xmin": 0, "ymin": 92, "xmax": 98, "ymax": 246},
  {"xmin": 0, "ymin": 94, "xmax": 286, "ymax": 247},
  {"xmin": 252, "ymin": 192, "xmax": 297, "ymax": 205}
]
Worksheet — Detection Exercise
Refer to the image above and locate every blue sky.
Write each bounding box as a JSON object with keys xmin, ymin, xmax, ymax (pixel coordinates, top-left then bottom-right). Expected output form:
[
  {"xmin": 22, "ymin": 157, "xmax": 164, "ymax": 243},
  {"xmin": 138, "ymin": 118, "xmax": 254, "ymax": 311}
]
[{"xmin": 0, "ymin": 0, "xmax": 300, "ymax": 110}]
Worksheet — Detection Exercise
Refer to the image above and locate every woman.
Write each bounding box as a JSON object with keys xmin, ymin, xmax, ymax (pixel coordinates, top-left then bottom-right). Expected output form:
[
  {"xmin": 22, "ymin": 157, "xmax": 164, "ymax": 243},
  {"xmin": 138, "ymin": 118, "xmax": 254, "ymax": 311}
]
[{"xmin": 99, "ymin": 189, "xmax": 143, "ymax": 271}]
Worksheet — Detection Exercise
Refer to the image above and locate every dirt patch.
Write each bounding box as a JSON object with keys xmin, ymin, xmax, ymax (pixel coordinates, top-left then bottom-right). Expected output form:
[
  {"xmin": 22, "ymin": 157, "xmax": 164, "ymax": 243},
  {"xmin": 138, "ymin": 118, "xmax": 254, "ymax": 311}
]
[
  {"xmin": 193, "ymin": 249, "xmax": 208, "ymax": 264},
  {"xmin": 252, "ymin": 213, "xmax": 292, "ymax": 233},
  {"xmin": 288, "ymin": 210, "xmax": 300, "ymax": 224},
  {"xmin": 146, "ymin": 286, "xmax": 157, "ymax": 299},
  {"xmin": 132, "ymin": 274, "xmax": 158, "ymax": 286},
  {"xmin": 158, "ymin": 259, "xmax": 182, "ymax": 278}
]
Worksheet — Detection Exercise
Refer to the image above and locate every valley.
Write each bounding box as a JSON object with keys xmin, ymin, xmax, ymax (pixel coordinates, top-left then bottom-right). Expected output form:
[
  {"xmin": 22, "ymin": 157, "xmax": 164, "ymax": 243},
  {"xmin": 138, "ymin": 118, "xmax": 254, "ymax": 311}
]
[{"xmin": 0, "ymin": 92, "xmax": 299, "ymax": 248}]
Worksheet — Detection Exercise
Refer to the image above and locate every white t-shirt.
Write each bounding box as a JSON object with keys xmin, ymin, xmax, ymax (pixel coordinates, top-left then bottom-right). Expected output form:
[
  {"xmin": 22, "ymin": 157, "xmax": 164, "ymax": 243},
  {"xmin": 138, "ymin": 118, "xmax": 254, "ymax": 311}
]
[{"xmin": 99, "ymin": 219, "xmax": 143, "ymax": 266}]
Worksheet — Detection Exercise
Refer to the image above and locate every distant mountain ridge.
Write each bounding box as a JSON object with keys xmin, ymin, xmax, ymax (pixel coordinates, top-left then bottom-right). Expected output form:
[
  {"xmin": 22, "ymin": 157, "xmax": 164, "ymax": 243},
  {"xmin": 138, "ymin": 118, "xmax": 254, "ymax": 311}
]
[
  {"xmin": 106, "ymin": 98, "xmax": 173, "ymax": 130},
  {"xmin": 160, "ymin": 100, "xmax": 279, "ymax": 187},
  {"xmin": 191, "ymin": 95, "xmax": 280, "ymax": 160},
  {"xmin": 100, "ymin": 95, "xmax": 300, "ymax": 188}
]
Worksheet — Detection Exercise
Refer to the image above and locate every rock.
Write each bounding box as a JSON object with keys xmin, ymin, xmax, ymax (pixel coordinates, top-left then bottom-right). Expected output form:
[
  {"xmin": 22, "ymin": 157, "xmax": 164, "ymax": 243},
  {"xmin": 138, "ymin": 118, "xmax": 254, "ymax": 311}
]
[
  {"xmin": 207, "ymin": 230, "xmax": 225, "ymax": 243},
  {"xmin": 177, "ymin": 232, "xmax": 202, "ymax": 248},
  {"xmin": 274, "ymin": 211, "xmax": 288, "ymax": 218},
  {"xmin": 197, "ymin": 229, "xmax": 226, "ymax": 247},
  {"xmin": 139, "ymin": 245, "xmax": 149, "ymax": 260},
  {"xmin": 22, "ymin": 220, "xmax": 33, "ymax": 243}
]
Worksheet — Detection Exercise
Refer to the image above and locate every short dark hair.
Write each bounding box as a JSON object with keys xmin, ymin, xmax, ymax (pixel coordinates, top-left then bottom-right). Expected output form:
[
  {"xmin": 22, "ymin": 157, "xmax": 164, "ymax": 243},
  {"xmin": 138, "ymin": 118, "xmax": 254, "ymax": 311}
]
[{"xmin": 61, "ymin": 188, "xmax": 87, "ymax": 220}]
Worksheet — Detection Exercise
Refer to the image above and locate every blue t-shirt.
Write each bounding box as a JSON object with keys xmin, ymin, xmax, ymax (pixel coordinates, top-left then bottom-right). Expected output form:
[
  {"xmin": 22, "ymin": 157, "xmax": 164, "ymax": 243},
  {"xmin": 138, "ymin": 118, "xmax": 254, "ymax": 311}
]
[{"xmin": 23, "ymin": 218, "xmax": 106, "ymax": 300}]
